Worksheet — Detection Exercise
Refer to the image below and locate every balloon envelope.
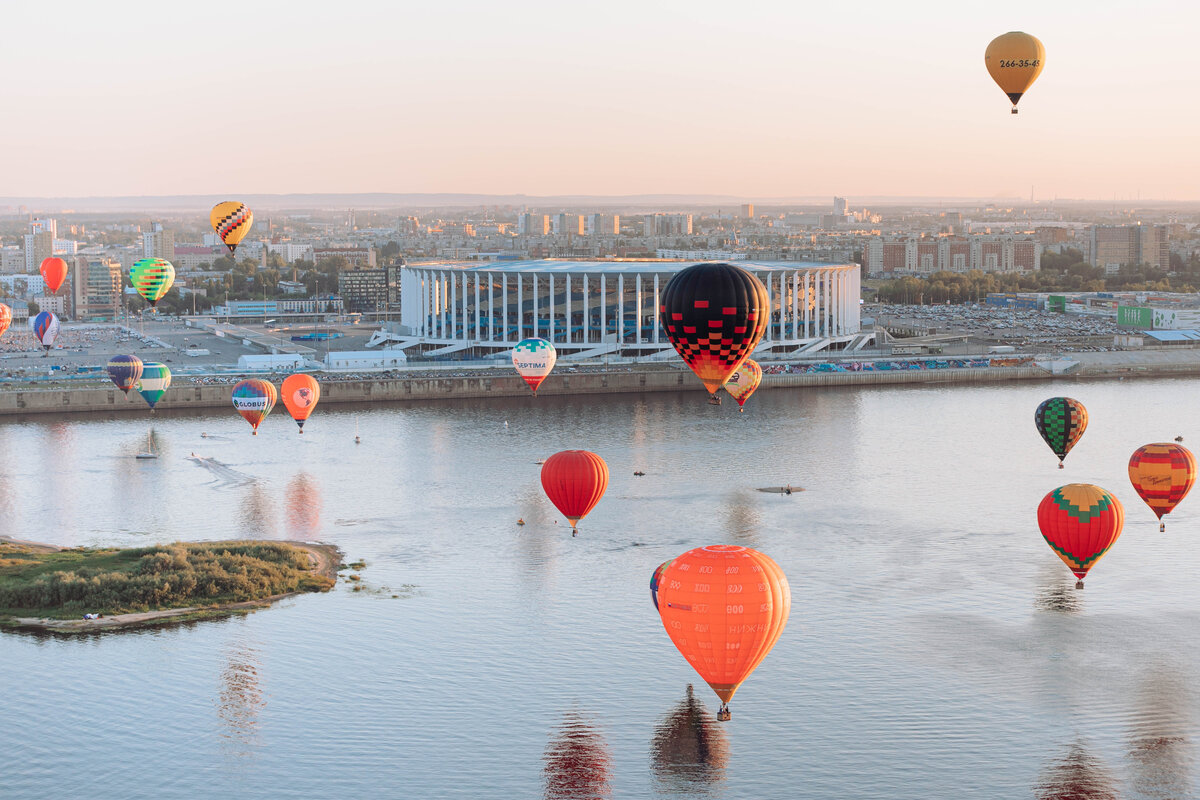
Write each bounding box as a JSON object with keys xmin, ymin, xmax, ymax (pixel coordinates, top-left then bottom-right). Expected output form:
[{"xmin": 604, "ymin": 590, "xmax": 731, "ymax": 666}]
[
  {"xmin": 31, "ymin": 312, "xmax": 59, "ymax": 348},
  {"xmin": 210, "ymin": 201, "xmax": 254, "ymax": 255},
  {"xmin": 136, "ymin": 362, "xmax": 172, "ymax": 409},
  {"xmin": 723, "ymin": 359, "xmax": 762, "ymax": 409},
  {"xmin": 651, "ymin": 559, "xmax": 673, "ymax": 611},
  {"xmin": 540, "ymin": 450, "xmax": 609, "ymax": 529},
  {"xmin": 1128, "ymin": 443, "xmax": 1197, "ymax": 524},
  {"xmin": 40, "ymin": 257, "xmax": 69, "ymax": 294},
  {"xmin": 1035, "ymin": 397, "xmax": 1088, "ymax": 465},
  {"xmin": 130, "ymin": 258, "xmax": 175, "ymax": 307},
  {"xmin": 281, "ymin": 373, "xmax": 320, "ymax": 431},
  {"xmin": 232, "ymin": 379, "xmax": 278, "ymax": 434},
  {"xmin": 660, "ymin": 263, "xmax": 769, "ymax": 394},
  {"xmin": 0, "ymin": 303, "xmax": 13, "ymax": 338},
  {"xmin": 985, "ymin": 31, "xmax": 1045, "ymax": 112},
  {"xmin": 107, "ymin": 354, "xmax": 144, "ymax": 395},
  {"xmin": 512, "ymin": 337, "xmax": 557, "ymax": 394},
  {"xmin": 656, "ymin": 545, "xmax": 790, "ymax": 709},
  {"xmin": 1037, "ymin": 484, "xmax": 1124, "ymax": 581}
]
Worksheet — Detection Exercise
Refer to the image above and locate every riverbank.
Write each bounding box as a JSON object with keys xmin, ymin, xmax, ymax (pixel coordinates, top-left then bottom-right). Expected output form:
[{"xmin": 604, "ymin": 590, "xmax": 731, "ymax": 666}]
[
  {"xmin": 0, "ymin": 538, "xmax": 341, "ymax": 634},
  {"xmin": 0, "ymin": 350, "xmax": 1198, "ymax": 417}
]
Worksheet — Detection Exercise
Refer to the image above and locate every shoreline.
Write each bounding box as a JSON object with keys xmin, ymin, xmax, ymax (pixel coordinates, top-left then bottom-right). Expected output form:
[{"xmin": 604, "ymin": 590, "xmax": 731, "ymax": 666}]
[{"xmin": 0, "ymin": 538, "xmax": 342, "ymax": 634}]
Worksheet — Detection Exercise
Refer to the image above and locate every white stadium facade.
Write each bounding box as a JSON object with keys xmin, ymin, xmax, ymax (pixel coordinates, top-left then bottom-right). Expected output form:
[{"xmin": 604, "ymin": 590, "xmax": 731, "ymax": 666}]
[{"xmin": 377, "ymin": 259, "xmax": 864, "ymax": 360}]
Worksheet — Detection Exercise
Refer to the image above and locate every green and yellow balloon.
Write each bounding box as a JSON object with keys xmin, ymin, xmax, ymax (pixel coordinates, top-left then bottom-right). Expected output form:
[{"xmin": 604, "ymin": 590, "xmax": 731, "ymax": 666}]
[{"xmin": 130, "ymin": 258, "xmax": 175, "ymax": 308}]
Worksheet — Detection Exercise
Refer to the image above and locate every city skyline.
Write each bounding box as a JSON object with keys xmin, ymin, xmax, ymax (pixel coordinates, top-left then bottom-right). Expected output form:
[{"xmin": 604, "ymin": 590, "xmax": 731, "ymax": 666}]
[{"xmin": 4, "ymin": 1, "xmax": 1199, "ymax": 200}]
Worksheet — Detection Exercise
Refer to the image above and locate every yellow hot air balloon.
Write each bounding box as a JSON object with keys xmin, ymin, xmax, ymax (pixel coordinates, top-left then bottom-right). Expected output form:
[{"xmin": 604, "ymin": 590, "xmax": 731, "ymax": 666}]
[
  {"xmin": 210, "ymin": 201, "xmax": 254, "ymax": 256},
  {"xmin": 984, "ymin": 31, "xmax": 1045, "ymax": 114}
]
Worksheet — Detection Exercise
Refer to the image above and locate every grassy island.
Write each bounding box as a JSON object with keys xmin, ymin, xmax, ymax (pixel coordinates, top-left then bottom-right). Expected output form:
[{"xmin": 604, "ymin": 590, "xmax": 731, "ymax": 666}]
[{"xmin": 0, "ymin": 539, "xmax": 338, "ymax": 631}]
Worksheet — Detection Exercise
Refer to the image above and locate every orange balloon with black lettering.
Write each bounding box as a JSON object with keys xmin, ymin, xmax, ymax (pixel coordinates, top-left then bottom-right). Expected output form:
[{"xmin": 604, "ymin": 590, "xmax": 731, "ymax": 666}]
[
  {"xmin": 655, "ymin": 545, "xmax": 790, "ymax": 721},
  {"xmin": 281, "ymin": 373, "xmax": 321, "ymax": 433},
  {"xmin": 540, "ymin": 450, "xmax": 609, "ymax": 533},
  {"xmin": 985, "ymin": 31, "xmax": 1046, "ymax": 114}
]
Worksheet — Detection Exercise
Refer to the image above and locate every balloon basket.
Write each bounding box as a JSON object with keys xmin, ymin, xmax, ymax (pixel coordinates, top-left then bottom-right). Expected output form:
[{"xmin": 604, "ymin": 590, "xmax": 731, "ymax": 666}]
[
  {"xmin": 1058, "ymin": 463, "xmax": 1064, "ymax": 469},
  {"xmin": 1011, "ymin": 108, "xmax": 1019, "ymax": 115},
  {"xmin": 1075, "ymin": 580, "xmax": 1084, "ymax": 590},
  {"xmin": 717, "ymin": 705, "xmax": 731, "ymax": 722},
  {"xmin": 1160, "ymin": 522, "xmax": 1166, "ymax": 532}
]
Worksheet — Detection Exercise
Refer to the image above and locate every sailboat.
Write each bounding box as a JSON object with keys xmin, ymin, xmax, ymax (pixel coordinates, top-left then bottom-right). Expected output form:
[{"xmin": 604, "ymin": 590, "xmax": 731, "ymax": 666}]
[{"xmin": 136, "ymin": 430, "xmax": 157, "ymax": 460}]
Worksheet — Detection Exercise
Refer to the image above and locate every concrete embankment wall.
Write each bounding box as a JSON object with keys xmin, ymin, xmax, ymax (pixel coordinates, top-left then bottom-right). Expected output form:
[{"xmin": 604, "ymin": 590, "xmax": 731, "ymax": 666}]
[{"xmin": 0, "ymin": 366, "xmax": 1055, "ymax": 417}]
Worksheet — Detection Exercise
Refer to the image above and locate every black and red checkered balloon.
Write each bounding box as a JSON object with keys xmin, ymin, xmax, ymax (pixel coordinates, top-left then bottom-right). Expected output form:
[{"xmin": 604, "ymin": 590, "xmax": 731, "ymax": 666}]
[{"xmin": 660, "ymin": 263, "xmax": 769, "ymax": 395}]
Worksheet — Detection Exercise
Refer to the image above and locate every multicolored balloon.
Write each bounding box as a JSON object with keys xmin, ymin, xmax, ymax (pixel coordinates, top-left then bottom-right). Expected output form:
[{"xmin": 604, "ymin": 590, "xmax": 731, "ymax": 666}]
[
  {"xmin": 40, "ymin": 257, "xmax": 69, "ymax": 294},
  {"xmin": 512, "ymin": 337, "xmax": 557, "ymax": 395},
  {"xmin": 30, "ymin": 311, "xmax": 59, "ymax": 353},
  {"xmin": 0, "ymin": 303, "xmax": 12, "ymax": 338},
  {"xmin": 985, "ymin": 31, "xmax": 1045, "ymax": 114},
  {"xmin": 1037, "ymin": 484, "xmax": 1124, "ymax": 588},
  {"xmin": 130, "ymin": 258, "xmax": 175, "ymax": 308},
  {"xmin": 655, "ymin": 545, "xmax": 790, "ymax": 721},
  {"xmin": 232, "ymin": 378, "xmax": 278, "ymax": 435},
  {"xmin": 1035, "ymin": 397, "xmax": 1088, "ymax": 468},
  {"xmin": 106, "ymin": 355, "xmax": 144, "ymax": 396},
  {"xmin": 281, "ymin": 373, "xmax": 320, "ymax": 433},
  {"xmin": 1128, "ymin": 443, "xmax": 1197, "ymax": 532},
  {"xmin": 723, "ymin": 359, "xmax": 762, "ymax": 411},
  {"xmin": 136, "ymin": 362, "xmax": 172, "ymax": 410},
  {"xmin": 660, "ymin": 262, "xmax": 769, "ymax": 395},
  {"xmin": 650, "ymin": 559, "xmax": 673, "ymax": 611},
  {"xmin": 210, "ymin": 201, "xmax": 254, "ymax": 256},
  {"xmin": 540, "ymin": 450, "xmax": 609, "ymax": 533}
]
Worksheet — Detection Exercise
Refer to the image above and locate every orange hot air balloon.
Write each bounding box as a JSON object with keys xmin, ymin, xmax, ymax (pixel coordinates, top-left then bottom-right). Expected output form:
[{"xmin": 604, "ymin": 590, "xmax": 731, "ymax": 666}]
[
  {"xmin": 656, "ymin": 545, "xmax": 790, "ymax": 721},
  {"xmin": 1128, "ymin": 443, "xmax": 1197, "ymax": 532},
  {"xmin": 40, "ymin": 257, "xmax": 69, "ymax": 294},
  {"xmin": 540, "ymin": 450, "xmax": 609, "ymax": 534},
  {"xmin": 281, "ymin": 373, "xmax": 321, "ymax": 433},
  {"xmin": 1037, "ymin": 484, "xmax": 1124, "ymax": 589},
  {"xmin": 985, "ymin": 31, "xmax": 1046, "ymax": 114},
  {"xmin": 0, "ymin": 303, "xmax": 10, "ymax": 338}
]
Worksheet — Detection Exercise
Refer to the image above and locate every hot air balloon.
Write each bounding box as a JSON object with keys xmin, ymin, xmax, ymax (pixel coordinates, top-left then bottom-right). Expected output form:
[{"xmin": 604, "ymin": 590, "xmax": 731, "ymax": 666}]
[
  {"xmin": 106, "ymin": 354, "xmax": 144, "ymax": 396},
  {"xmin": 723, "ymin": 359, "xmax": 762, "ymax": 412},
  {"xmin": 281, "ymin": 373, "xmax": 320, "ymax": 433},
  {"xmin": 985, "ymin": 31, "xmax": 1045, "ymax": 114},
  {"xmin": 660, "ymin": 263, "xmax": 769, "ymax": 396},
  {"xmin": 40, "ymin": 257, "xmax": 69, "ymax": 294},
  {"xmin": 651, "ymin": 559, "xmax": 673, "ymax": 611},
  {"xmin": 130, "ymin": 258, "xmax": 175, "ymax": 308},
  {"xmin": 655, "ymin": 545, "xmax": 790, "ymax": 721},
  {"xmin": 1037, "ymin": 484, "xmax": 1124, "ymax": 589},
  {"xmin": 1035, "ymin": 397, "xmax": 1088, "ymax": 468},
  {"xmin": 232, "ymin": 378, "xmax": 277, "ymax": 435},
  {"xmin": 1128, "ymin": 443, "xmax": 1197, "ymax": 532},
  {"xmin": 136, "ymin": 362, "xmax": 172, "ymax": 410},
  {"xmin": 512, "ymin": 337, "xmax": 557, "ymax": 395},
  {"xmin": 0, "ymin": 303, "xmax": 12, "ymax": 338},
  {"xmin": 540, "ymin": 450, "xmax": 609, "ymax": 534},
  {"xmin": 210, "ymin": 201, "xmax": 254, "ymax": 257},
  {"xmin": 30, "ymin": 311, "xmax": 59, "ymax": 355}
]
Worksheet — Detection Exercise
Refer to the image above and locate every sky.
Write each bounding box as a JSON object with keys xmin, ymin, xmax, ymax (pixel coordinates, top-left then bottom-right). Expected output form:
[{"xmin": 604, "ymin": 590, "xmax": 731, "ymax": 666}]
[{"xmin": 3, "ymin": 0, "xmax": 1198, "ymax": 201}]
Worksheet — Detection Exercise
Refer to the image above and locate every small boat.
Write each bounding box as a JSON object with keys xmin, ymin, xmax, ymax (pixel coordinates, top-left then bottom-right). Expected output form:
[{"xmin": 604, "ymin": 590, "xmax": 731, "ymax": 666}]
[
  {"xmin": 136, "ymin": 430, "xmax": 157, "ymax": 460},
  {"xmin": 354, "ymin": 418, "xmax": 361, "ymax": 444}
]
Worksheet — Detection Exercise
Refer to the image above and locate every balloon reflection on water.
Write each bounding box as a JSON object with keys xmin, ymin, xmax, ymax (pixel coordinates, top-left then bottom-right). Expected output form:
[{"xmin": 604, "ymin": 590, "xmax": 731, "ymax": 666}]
[
  {"xmin": 650, "ymin": 684, "xmax": 729, "ymax": 796},
  {"xmin": 543, "ymin": 711, "xmax": 612, "ymax": 800}
]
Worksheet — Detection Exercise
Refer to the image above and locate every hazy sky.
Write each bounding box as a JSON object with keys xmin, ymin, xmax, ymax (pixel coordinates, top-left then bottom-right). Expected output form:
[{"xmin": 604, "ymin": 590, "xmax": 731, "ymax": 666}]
[{"xmin": 4, "ymin": 0, "xmax": 1197, "ymax": 200}]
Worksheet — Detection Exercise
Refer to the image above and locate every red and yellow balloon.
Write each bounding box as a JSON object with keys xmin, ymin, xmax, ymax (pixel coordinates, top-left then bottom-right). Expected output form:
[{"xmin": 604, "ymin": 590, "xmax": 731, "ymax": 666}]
[
  {"xmin": 1128, "ymin": 443, "xmax": 1197, "ymax": 531},
  {"xmin": 655, "ymin": 545, "xmax": 790, "ymax": 721},
  {"xmin": 1037, "ymin": 484, "xmax": 1124, "ymax": 588}
]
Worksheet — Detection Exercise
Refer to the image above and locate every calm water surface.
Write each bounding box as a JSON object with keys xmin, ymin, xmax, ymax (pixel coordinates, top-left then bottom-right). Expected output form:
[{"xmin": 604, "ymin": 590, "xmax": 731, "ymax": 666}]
[{"xmin": 3, "ymin": 379, "xmax": 1200, "ymax": 799}]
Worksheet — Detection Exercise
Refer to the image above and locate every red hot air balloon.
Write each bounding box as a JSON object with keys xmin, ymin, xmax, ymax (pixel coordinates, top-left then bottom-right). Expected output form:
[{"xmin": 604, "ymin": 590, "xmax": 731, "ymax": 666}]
[
  {"xmin": 1128, "ymin": 443, "xmax": 1197, "ymax": 532},
  {"xmin": 660, "ymin": 263, "xmax": 769, "ymax": 396},
  {"xmin": 1037, "ymin": 484, "xmax": 1124, "ymax": 589},
  {"xmin": 540, "ymin": 450, "xmax": 609, "ymax": 535},
  {"xmin": 0, "ymin": 303, "xmax": 11, "ymax": 338},
  {"xmin": 40, "ymin": 257, "xmax": 69, "ymax": 294},
  {"xmin": 656, "ymin": 545, "xmax": 790, "ymax": 721}
]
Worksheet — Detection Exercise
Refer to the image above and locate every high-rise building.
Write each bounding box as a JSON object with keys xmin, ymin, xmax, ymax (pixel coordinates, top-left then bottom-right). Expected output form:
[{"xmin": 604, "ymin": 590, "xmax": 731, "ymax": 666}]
[
  {"xmin": 72, "ymin": 256, "xmax": 123, "ymax": 320},
  {"xmin": 1089, "ymin": 224, "xmax": 1168, "ymax": 273},
  {"xmin": 740, "ymin": 204, "xmax": 755, "ymax": 219},
  {"xmin": 833, "ymin": 197, "xmax": 848, "ymax": 215},
  {"xmin": 552, "ymin": 213, "xmax": 584, "ymax": 236},
  {"xmin": 337, "ymin": 264, "xmax": 401, "ymax": 312},
  {"xmin": 862, "ymin": 235, "xmax": 1041, "ymax": 275},
  {"xmin": 29, "ymin": 218, "xmax": 56, "ymax": 237},
  {"xmin": 24, "ymin": 231, "xmax": 53, "ymax": 273},
  {"xmin": 142, "ymin": 221, "xmax": 175, "ymax": 260},
  {"xmin": 643, "ymin": 214, "xmax": 693, "ymax": 236},
  {"xmin": 584, "ymin": 214, "xmax": 619, "ymax": 236},
  {"xmin": 517, "ymin": 213, "xmax": 549, "ymax": 236}
]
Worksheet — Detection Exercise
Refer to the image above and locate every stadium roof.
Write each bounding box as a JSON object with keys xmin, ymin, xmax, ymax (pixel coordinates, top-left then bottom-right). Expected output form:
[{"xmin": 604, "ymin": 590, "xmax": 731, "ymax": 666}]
[
  {"xmin": 408, "ymin": 259, "xmax": 856, "ymax": 274},
  {"xmin": 1144, "ymin": 330, "xmax": 1200, "ymax": 341}
]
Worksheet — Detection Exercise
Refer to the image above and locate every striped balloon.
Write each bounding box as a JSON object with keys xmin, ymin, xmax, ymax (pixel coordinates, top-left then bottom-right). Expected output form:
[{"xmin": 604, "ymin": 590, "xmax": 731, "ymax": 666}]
[
  {"xmin": 1128, "ymin": 443, "xmax": 1197, "ymax": 531},
  {"xmin": 723, "ymin": 358, "xmax": 762, "ymax": 411},
  {"xmin": 130, "ymin": 258, "xmax": 175, "ymax": 307},
  {"xmin": 107, "ymin": 355, "xmax": 144, "ymax": 396},
  {"xmin": 137, "ymin": 363, "xmax": 172, "ymax": 410},
  {"xmin": 31, "ymin": 311, "xmax": 59, "ymax": 351},
  {"xmin": 232, "ymin": 378, "xmax": 278, "ymax": 435},
  {"xmin": 210, "ymin": 201, "xmax": 254, "ymax": 256}
]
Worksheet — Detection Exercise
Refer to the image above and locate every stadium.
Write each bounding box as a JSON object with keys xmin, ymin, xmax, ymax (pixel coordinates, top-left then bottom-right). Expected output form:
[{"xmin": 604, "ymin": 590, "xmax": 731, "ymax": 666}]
[{"xmin": 380, "ymin": 259, "xmax": 864, "ymax": 360}]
